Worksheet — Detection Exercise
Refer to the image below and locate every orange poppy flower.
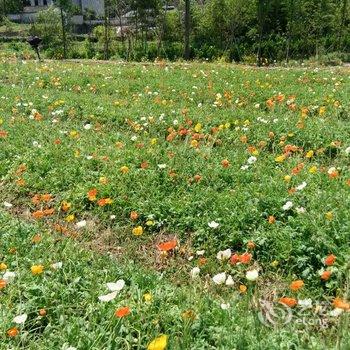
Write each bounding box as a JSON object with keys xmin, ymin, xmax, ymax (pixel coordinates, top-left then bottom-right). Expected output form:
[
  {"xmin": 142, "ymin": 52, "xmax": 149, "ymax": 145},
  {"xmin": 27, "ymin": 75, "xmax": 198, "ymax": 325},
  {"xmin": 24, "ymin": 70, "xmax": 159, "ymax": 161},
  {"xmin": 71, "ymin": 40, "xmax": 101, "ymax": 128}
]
[
  {"xmin": 15, "ymin": 164, "xmax": 27, "ymax": 175},
  {"xmin": 324, "ymin": 254, "xmax": 336, "ymax": 266},
  {"xmin": 193, "ymin": 174, "xmax": 202, "ymax": 182},
  {"xmin": 276, "ymin": 94, "xmax": 285, "ymax": 103},
  {"xmin": 240, "ymin": 135, "xmax": 248, "ymax": 143},
  {"xmin": 178, "ymin": 128, "xmax": 189, "ymax": 136},
  {"xmin": 157, "ymin": 239, "xmax": 177, "ymax": 252},
  {"xmin": 288, "ymin": 187, "xmax": 296, "ymax": 195},
  {"xmin": 230, "ymin": 253, "xmax": 240, "ymax": 265},
  {"xmin": 333, "ymin": 298, "xmax": 350, "ymax": 310},
  {"xmin": 61, "ymin": 201, "xmax": 71, "ymax": 212},
  {"xmin": 115, "ymin": 306, "xmax": 131, "ymax": 318},
  {"xmin": 16, "ymin": 178, "xmax": 26, "ymax": 186},
  {"xmin": 266, "ymin": 99, "xmax": 275, "ymax": 109},
  {"xmin": 39, "ymin": 308, "xmax": 47, "ymax": 316},
  {"xmin": 0, "ymin": 130, "xmax": 8, "ymax": 138},
  {"xmin": 0, "ymin": 279, "xmax": 7, "ymax": 289},
  {"xmin": 42, "ymin": 208, "xmax": 54, "ymax": 216},
  {"xmin": 87, "ymin": 188, "xmax": 98, "ymax": 201},
  {"xmin": 97, "ymin": 198, "xmax": 113, "ymax": 206},
  {"xmin": 247, "ymin": 146, "xmax": 257, "ymax": 154},
  {"xmin": 31, "ymin": 194, "xmax": 41, "ymax": 205},
  {"xmin": 32, "ymin": 210, "xmax": 45, "ymax": 219},
  {"xmin": 41, "ymin": 194, "xmax": 52, "ymax": 202},
  {"xmin": 141, "ymin": 161, "xmax": 149, "ymax": 169},
  {"xmin": 34, "ymin": 111, "xmax": 43, "ymax": 121},
  {"xmin": 7, "ymin": 327, "xmax": 19, "ymax": 337},
  {"xmin": 221, "ymin": 159, "xmax": 230, "ymax": 168},
  {"xmin": 268, "ymin": 215, "xmax": 276, "ymax": 224},
  {"xmin": 247, "ymin": 241, "xmax": 256, "ymax": 250},
  {"xmin": 168, "ymin": 170, "xmax": 176, "ymax": 178},
  {"xmin": 130, "ymin": 211, "xmax": 138, "ymax": 220},
  {"xmin": 328, "ymin": 170, "xmax": 339, "ymax": 179},
  {"xmin": 284, "ymin": 144, "xmax": 298, "ymax": 154},
  {"xmin": 198, "ymin": 257, "xmax": 207, "ymax": 266},
  {"xmin": 291, "ymin": 163, "xmax": 304, "ymax": 175},
  {"xmin": 53, "ymin": 223, "xmax": 68, "ymax": 234},
  {"xmin": 321, "ymin": 270, "xmax": 331, "ymax": 281},
  {"xmin": 290, "ymin": 280, "xmax": 304, "ymax": 291},
  {"xmin": 240, "ymin": 252, "xmax": 252, "ymax": 264},
  {"xmin": 32, "ymin": 234, "xmax": 42, "ymax": 244},
  {"xmin": 239, "ymin": 284, "xmax": 247, "ymax": 293},
  {"xmin": 166, "ymin": 132, "xmax": 176, "ymax": 142},
  {"xmin": 279, "ymin": 297, "xmax": 297, "ymax": 308}
]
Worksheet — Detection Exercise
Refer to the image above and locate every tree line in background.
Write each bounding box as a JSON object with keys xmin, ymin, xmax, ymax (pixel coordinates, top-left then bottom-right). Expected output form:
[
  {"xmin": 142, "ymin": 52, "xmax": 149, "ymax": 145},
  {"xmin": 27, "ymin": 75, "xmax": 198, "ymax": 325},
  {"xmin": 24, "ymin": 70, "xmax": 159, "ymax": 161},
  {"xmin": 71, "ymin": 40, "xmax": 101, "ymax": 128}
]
[{"xmin": 1, "ymin": 0, "xmax": 349, "ymax": 64}]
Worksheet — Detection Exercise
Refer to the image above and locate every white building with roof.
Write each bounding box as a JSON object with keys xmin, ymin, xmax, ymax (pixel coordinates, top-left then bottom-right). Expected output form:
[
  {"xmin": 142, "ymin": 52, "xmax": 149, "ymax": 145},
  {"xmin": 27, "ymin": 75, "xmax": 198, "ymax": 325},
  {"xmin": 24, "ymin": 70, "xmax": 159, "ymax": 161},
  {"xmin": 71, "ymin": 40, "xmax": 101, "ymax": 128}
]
[{"xmin": 19, "ymin": 0, "xmax": 104, "ymax": 18}]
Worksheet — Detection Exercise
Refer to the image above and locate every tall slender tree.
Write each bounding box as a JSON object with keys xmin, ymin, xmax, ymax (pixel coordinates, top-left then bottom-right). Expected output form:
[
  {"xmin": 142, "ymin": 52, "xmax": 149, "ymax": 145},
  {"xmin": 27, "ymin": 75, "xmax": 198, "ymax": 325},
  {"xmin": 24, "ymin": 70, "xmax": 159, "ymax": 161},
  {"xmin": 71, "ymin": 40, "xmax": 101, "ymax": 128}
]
[
  {"xmin": 285, "ymin": 0, "xmax": 296, "ymax": 63},
  {"xmin": 184, "ymin": 0, "xmax": 190, "ymax": 59},
  {"xmin": 256, "ymin": 0, "xmax": 266, "ymax": 66},
  {"xmin": 54, "ymin": 0, "xmax": 73, "ymax": 59},
  {"xmin": 104, "ymin": 0, "xmax": 111, "ymax": 60}
]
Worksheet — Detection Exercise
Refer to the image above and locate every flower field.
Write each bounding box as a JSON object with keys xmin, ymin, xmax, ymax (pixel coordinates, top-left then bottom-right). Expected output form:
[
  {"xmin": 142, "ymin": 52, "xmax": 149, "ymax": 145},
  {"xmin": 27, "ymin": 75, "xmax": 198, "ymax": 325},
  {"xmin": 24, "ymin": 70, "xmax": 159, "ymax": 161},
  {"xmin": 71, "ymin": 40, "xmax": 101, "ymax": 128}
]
[{"xmin": 0, "ymin": 58, "xmax": 349, "ymax": 349}]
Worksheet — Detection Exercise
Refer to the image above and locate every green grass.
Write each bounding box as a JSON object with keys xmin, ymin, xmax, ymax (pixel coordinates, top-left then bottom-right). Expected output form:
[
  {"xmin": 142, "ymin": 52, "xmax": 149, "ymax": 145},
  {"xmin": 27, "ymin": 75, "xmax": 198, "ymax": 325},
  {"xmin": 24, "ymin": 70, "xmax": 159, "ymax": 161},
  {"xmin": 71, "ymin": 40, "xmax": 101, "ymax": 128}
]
[
  {"xmin": 0, "ymin": 22, "xmax": 30, "ymax": 35},
  {"xmin": 0, "ymin": 58, "xmax": 350, "ymax": 349}
]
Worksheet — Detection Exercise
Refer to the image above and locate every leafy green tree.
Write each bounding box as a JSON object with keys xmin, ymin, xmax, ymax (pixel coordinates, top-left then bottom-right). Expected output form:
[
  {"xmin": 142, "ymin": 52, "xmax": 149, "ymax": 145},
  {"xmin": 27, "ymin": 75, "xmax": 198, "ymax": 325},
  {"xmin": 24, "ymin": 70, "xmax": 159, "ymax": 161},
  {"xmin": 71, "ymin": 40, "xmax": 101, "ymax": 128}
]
[{"xmin": 53, "ymin": 0, "xmax": 74, "ymax": 59}]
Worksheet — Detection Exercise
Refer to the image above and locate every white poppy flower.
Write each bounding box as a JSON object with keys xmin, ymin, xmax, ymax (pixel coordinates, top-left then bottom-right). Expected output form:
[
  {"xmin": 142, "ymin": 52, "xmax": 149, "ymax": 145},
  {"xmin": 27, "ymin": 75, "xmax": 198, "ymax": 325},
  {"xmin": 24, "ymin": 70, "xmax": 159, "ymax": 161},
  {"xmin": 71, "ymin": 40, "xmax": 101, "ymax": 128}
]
[
  {"xmin": 190, "ymin": 267, "xmax": 200, "ymax": 278},
  {"xmin": 247, "ymin": 156, "xmax": 257, "ymax": 164},
  {"xmin": 51, "ymin": 262, "xmax": 63, "ymax": 270},
  {"xmin": 298, "ymin": 299, "xmax": 312, "ymax": 308},
  {"xmin": 3, "ymin": 271, "xmax": 16, "ymax": 282},
  {"xmin": 212, "ymin": 272, "xmax": 226, "ymax": 285},
  {"xmin": 196, "ymin": 250, "xmax": 205, "ymax": 256},
  {"xmin": 345, "ymin": 146, "xmax": 350, "ymax": 155},
  {"xmin": 107, "ymin": 279, "xmax": 125, "ymax": 292},
  {"xmin": 83, "ymin": 123, "xmax": 92, "ymax": 130},
  {"xmin": 76, "ymin": 220, "xmax": 86, "ymax": 228},
  {"xmin": 32, "ymin": 141, "xmax": 42, "ymax": 148},
  {"xmin": 329, "ymin": 308, "xmax": 343, "ymax": 317},
  {"xmin": 98, "ymin": 291, "xmax": 118, "ymax": 302},
  {"xmin": 157, "ymin": 164, "xmax": 167, "ymax": 169},
  {"xmin": 282, "ymin": 201, "xmax": 293, "ymax": 211},
  {"xmin": 3, "ymin": 201, "xmax": 13, "ymax": 208},
  {"xmin": 225, "ymin": 275, "xmax": 234, "ymax": 286},
  {"xmin": 220, "ymin": 303, "xmax": 230, "ymax": 310},
  {"xmin": 240, "ymin": 165, "xmax": 249, "ymax": 170},
  {"xmin": 296, "ymin": 182, "xmax": 307, "ymax": 191},
  {"xmin": 13, "ymin": 314, "xmax": 28, "ymax": 324},
  {"xmin": 296, "ymin": 207, "xmax": 306, "ymax": 214},
  {"xmin": 216, "ymin": 249, "xmax": 231, "ymax": 261},
  {"xmin": 208, "ymin": 221, "xmax": 219, "ymax": 229},
  {"xmin": 246, "ymin": 269, "xmax": 259, "ymax": 281},
  {"xmin": 327, "ymin": 167, "xmax": 337, "ymax": 174}
]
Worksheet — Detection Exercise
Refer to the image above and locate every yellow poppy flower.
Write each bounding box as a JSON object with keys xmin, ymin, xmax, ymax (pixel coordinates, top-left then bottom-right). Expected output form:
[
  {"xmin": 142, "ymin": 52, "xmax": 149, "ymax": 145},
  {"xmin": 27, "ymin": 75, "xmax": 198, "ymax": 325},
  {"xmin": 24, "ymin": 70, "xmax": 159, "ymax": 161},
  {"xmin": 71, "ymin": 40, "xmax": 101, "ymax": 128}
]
[{"xmin": 147, "ymin": 335, "xmax": 168, "ymax": 350}]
